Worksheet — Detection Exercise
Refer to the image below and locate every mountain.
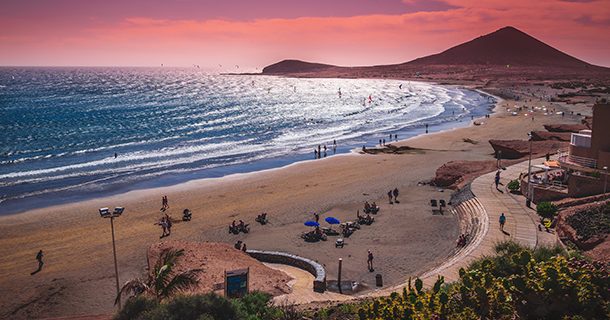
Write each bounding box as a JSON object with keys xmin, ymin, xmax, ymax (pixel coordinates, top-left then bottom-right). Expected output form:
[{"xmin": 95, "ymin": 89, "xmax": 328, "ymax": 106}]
[
  {"xmin": 261, "ymin": 26, "xmax": 607, "ymax": 78},
  {"xmin": 262, "ymin": 60, "xmax": 337, "ymax": 74},
  {"xmin": 405, "ymin": 26, "xmax": 590, "ymax": 68}
]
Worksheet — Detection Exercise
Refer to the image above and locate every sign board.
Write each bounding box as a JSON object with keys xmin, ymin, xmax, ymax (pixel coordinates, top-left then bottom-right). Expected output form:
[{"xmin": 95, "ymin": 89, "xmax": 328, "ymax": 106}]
[{"xmin": 224, "ymin": 268, "xmax": 249, "ymax": 298}]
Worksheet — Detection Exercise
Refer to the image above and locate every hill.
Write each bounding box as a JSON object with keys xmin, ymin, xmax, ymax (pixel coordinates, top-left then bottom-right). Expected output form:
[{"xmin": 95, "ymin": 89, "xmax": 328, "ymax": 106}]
[
  {"xmin": 261, "ymin": 26, "xmax": 609, "ymax": 80},
  {"xmin": 405, "ymin": 26, "xmax": 590, "ymax": 68},
  {"xmin": 262, "ymin": 59, "xmax": 337, "ymax": 74}
]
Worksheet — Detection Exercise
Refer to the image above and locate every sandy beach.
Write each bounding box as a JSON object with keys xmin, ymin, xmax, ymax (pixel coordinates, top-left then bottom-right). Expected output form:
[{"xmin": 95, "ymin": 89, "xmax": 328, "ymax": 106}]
[{"xmin": 0, "ymin": 83, "xmax": 588, "ymax": 319}]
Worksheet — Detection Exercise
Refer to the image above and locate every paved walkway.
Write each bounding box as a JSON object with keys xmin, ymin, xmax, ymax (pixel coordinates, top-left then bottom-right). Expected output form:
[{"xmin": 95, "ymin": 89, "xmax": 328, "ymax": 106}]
[{"xmin": 265, "ymin": 263, "xmax": 351, "ymax": 305}]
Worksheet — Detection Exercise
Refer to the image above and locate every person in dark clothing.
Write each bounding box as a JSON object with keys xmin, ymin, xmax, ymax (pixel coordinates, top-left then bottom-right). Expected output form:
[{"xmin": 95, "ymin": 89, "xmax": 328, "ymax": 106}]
[
  {"xmin": 367, "ymin": 250, "xmax": 374, "ymax": 271},
  {"xmin": 31, "ymin": 250, "xmax": 44, "ymax": 275},
  {"xmin": 387, "ymin": 190, "xmax": 393, "ymax": 204},
  {"xmin": 393, "ymin": 188, "xmax": 399, "ymax": 203},
  {"xmin": 499, "ymin": 213, "xmax": 506, "ymax": 231}
]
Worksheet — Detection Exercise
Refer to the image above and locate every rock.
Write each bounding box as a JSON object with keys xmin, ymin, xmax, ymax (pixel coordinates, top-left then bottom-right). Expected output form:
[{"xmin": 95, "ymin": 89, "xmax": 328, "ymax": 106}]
[
  {"xmin": 489, "ymin": 139, "xmax": 530, "ymax": 159},
  {"xmin": 432, "ymin": 160, "xmax": 498, "ymax": 189},
  {"xmin": 489, "ymin": 139, "xmax": 568, "ymax": 159},
  {"xmin": 530, "ymin": 131, "xmax": 571, "ymax": 142},
  {"xmin": 543, "ymin": 123, "xmax": 587, "ymax": 133}
]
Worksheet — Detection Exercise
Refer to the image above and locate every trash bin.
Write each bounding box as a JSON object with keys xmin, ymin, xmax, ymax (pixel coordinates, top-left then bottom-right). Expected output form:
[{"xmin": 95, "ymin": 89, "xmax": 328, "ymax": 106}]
[{"xmin": 375, "ymin": 274, "xmax": 383, "ymax": 287}]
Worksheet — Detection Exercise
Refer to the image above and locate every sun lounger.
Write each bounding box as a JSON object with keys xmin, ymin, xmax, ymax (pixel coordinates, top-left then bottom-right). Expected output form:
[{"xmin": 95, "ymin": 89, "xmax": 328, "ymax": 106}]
[{"xmin": 335, "ymin": 238, "xmax": 344, "ymax": 248}]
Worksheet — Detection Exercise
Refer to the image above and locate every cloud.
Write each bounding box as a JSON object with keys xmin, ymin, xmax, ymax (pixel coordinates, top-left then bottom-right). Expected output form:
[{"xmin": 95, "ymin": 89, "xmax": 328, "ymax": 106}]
[{"xmin": 0, "ymin": 0, "xmax": 609, "ymax": 67}]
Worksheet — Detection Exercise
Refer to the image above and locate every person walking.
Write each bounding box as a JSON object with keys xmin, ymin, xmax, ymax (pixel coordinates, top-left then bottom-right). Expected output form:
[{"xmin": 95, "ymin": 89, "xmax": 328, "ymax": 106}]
[
  {"xmin": 393, "ymin": 188, "xmax": 399, "ymax": 203},
  {"xmin": 31, "ymin": 250, "xmax": 44, "ymax": 275},
  {"xmin": 499, "ymin": 213, "xmax": 506, "ymax": 231},
  {"xmin": 314, "ymin": 212, "xmax": 320, "ymax": 223},
  {"xmin": 495, "ymin": 171, "xmax": 501, "ymax": 190},
  {"xmin": 166, "ymin": 215, "xmax": 172, "ymax": 236},
  {"xmin": 387, "ymin": 190, "xmax": 393, "ymax": 204},
  {"xmin": 367, "ymin": 250, "xmax": 374, "ymax": 272}
]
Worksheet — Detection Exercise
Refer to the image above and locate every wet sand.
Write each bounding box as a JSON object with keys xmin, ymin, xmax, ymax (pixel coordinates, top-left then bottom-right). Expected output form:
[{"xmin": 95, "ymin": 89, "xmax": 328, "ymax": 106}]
[{"xmin": 0, "ymin": 85, "xmax": 586, "ymax": 319}]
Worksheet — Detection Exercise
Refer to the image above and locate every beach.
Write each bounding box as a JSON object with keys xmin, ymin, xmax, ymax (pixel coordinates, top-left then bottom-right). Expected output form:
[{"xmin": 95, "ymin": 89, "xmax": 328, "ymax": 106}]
[{"xmin": 0, "ymin": 83, "xmax": 587, "ymax": 319}]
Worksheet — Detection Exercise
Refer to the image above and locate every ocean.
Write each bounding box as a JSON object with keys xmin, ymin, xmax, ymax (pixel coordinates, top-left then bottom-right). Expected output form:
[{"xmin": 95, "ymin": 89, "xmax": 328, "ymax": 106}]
[{"xmin": 0, "ymin": 67, "xmax": 495, "ymax": 214}]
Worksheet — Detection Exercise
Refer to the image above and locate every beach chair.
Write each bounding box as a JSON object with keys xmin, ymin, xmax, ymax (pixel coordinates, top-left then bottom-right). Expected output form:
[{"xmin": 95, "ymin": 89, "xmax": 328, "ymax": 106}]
[{"xmin": 335, "ymin": 238, "xmax": 344, "ymax": 248}]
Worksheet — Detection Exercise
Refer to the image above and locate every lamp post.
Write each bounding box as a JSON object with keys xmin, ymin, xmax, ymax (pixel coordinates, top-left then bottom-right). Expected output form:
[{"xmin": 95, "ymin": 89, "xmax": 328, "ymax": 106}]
[
  {"xmin": 602, "ymin": 166, "xmax": 608, "ymax": 195},
  {"xmin": 526, "ymin": 132, "xmax": 533, "ymax": 207},
  {"xmin": 99, "ymin": 206, "xmax": 124, "ymax": 310}
]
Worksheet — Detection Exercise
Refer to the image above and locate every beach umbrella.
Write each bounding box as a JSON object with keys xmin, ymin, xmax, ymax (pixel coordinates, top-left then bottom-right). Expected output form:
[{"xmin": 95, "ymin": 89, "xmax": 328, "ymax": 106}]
[
  {"xmin": 325, "ymin": 217, "xmax": 340, "ymax": 225},
  {"xmin": 304, "ymin": 221, "xmax": 319, "ymax": 227}
]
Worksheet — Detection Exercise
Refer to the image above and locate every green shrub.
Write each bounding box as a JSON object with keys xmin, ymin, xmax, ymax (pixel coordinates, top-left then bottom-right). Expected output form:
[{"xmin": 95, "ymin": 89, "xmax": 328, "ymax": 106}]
[
  {"xmin": 537, "ymin": 202, "xmax": 558, "ymax": 220},
  {"xmin": 507, "ymin": 180, "xmax": 520, "ymax": 192},
  {"xmin": 114, "ymin": 295, "xmax": 159, "ymax": 320},
  {"xmin": 566, "ymin": 204, "xmax": 610, "ymax": 241},
  {"xmin": 232, "ymin": 291, "xmax": 277, "ymax": 320}
]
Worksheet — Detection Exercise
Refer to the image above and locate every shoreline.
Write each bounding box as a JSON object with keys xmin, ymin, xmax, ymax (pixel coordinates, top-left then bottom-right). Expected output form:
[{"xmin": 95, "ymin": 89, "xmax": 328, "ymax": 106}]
[
  {"xmin": 0, "ymin": 84, "xmax": 494, "ymax": 216},
  {"xmin": 0, "ymin": 80, "xmax": 585, "ymax": 319}
]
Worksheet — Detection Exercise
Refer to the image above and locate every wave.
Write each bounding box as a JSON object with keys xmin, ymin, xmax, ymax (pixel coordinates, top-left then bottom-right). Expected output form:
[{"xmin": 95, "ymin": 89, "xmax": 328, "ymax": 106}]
[{"xmin": 0, "ymin": 69, "xmax": 495, "ymax": 211}]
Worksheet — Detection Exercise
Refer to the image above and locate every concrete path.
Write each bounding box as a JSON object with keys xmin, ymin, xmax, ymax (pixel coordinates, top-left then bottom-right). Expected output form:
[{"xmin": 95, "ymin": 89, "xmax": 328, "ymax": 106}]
[{"xmin": 265, "ymin": 263, "xmax": 351, "ymax": 305}]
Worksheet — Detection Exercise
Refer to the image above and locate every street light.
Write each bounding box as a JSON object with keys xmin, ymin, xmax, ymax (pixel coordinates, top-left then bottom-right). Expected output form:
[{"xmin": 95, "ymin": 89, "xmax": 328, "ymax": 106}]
[
  {"xmin": 99, "ymin": 206, "xmax": 124, "ymax": 310},
  {"xmin": 526, "ymin": 132, "xmax": 533, "ymax": 207},
  {"xmin": 602, "ymin": 166, "xmax": 608, "ymax": 195}
]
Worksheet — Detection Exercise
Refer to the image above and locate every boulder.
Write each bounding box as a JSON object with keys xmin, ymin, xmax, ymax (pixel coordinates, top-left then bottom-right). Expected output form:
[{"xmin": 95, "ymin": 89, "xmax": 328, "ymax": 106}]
[
  {"xmin": 543, "ymin": 123, "xmax": 587, "ymax": 133},
  {"xmin": 432, "ymin": 160, "xmax": 498, "ymax": 189},
  {"xmin": 530, "ymin": 131, "xmax": 571, "ymax": 142},
  {"xmin": 489, "ymin": 139, "xmax": 568, "ymax": 159}
]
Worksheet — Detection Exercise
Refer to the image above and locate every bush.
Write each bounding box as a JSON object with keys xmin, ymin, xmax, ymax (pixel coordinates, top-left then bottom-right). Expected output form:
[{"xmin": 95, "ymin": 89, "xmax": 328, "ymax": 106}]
[
  {"xmin": 114, "ymin": 295, "xmax": 158, "ymax": 320},
  {"xmin": 232, "ymin": 291, "xmax": 277, "ymax": 320},
  {"xmin": 356, "ymin": 241, "xmax": 609, "ymax": 319},
  {"xmin": 537, "ymin": 202, "xmax": 558, "ymax": 220},
  {"xmin": 566, "ymin": 204, "xmax": 610, "ymax": 241},
  {"xmin": 507, "ymin": 180, "xmax": 520, "ymax": 192}
]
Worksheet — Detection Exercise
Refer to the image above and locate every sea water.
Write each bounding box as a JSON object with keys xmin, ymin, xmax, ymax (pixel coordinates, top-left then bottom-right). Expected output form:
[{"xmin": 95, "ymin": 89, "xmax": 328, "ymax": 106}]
[{"xmin": 0, "ymin": 67, "xmax": 495, "ymax": 214}]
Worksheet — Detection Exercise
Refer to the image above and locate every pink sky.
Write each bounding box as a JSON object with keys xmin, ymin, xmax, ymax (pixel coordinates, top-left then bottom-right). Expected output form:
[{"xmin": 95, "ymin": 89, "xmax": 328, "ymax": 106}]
[{"xmin": 1, "ymin": 0, "xmax": 609, "ymax": 69}]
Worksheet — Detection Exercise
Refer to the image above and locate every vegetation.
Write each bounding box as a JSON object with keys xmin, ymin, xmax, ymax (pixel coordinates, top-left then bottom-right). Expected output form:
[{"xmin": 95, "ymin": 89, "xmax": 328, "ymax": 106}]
[
  {"xmin": 566, "ymin": 203, "xmax": 610, "ymax": 241},
  {"xmin": 506, "ymin": 179, "xmax": 520, "ymax": 192},
  {"xmin": 536, "ymin": 202, "xmax": 558, "ymax": 220},
  {"xmin": 355, "ymin": 242, "xmax": 609, "ymax": 320},
  {"xmin": 115, "ymin": 242, "xmax": 609, "ymax": 320},
  {"xmin": 116, "ymin": 248, "xmax": 203, "ymax": 304},
  {"xmin": 114, "ymin": 291, "xmax": 299, "ymax": 320}
]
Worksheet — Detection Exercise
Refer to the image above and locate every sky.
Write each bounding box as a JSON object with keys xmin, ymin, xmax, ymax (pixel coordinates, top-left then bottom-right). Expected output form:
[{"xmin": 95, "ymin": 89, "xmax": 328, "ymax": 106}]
[{"xmin": 1, "ymin": 0, "xmax": 609, "ymax": 70}]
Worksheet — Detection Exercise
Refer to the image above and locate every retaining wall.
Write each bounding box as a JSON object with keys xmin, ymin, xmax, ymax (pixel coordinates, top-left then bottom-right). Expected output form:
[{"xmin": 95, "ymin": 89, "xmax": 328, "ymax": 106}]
[{"xmin": 247, "ymin": 250, "xmax": 327, "ymax": 293}]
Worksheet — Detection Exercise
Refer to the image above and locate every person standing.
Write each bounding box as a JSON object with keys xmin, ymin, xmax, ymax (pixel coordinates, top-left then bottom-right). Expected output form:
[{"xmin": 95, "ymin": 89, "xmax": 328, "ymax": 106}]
[
  {"xmin": 367, "ymin": 250, "xmax": 374, "ymax": 272},
  {"xmin": 393, "ymin": 188, "xmax": 399, "ymax": 203},
  {"xmin": 495, "ymin": 171, "xmax": 501, "ymax": 190},
  {"xmin": 499, "ymin": 213, "xmax": 506, "ymax": 231},
  {"xmin": 31, "ymin": 250, "xmax": 44, "ymax": 275},
  {"xmin": 387, "ymin": 190, "xmax": 393, "ymax": 204},
  {"xmin": 314, "ymin": 212, "xmax": 320, "ymax": 223}
]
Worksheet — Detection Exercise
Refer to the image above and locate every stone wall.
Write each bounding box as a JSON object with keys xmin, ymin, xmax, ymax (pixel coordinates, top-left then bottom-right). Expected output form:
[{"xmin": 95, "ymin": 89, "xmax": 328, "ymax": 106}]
[
  {"xmin": 246, "ymin": 250, "xmax": 327, "ymax": 293},
  {"xmin": 567, "ymin": 174, "xmax": 607, "ymax": 198}
]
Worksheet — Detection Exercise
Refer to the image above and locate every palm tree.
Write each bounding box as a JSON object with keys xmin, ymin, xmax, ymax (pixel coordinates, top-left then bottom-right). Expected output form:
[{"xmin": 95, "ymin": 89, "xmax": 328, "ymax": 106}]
[{"xmin": 116, "ymin": 248, "xmax": 202, "ymax": 304}]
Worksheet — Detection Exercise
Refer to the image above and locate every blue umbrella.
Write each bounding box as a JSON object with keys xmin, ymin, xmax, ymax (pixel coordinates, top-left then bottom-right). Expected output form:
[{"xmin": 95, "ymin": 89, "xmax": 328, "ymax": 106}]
[
  {"xmin": 304, "ymin": 221, "xmax": 319, "ymax": 227},
  {"xmin": 325, "ymin": 217, "xmax": 340, "ymax": 225}
]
